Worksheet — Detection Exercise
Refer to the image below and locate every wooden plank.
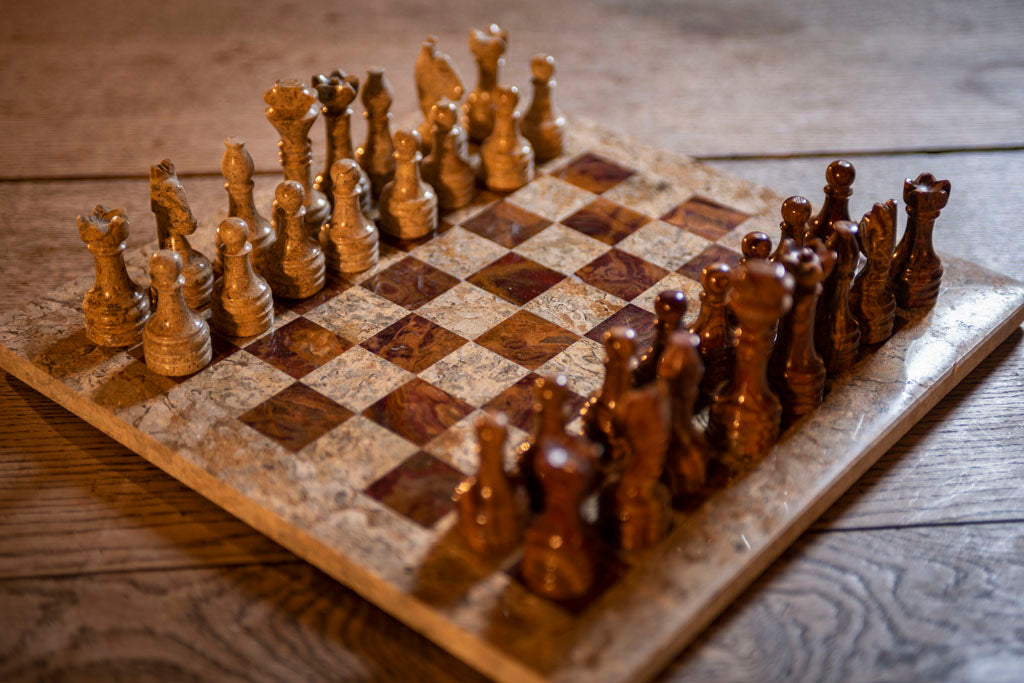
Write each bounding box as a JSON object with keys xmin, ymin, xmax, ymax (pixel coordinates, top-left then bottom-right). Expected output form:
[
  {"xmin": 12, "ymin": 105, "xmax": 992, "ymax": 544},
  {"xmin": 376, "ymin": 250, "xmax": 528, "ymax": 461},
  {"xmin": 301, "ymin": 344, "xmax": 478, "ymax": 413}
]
[{"xmin": 3, "ymin": 0, "xmax": 1024, "ymax": 177}]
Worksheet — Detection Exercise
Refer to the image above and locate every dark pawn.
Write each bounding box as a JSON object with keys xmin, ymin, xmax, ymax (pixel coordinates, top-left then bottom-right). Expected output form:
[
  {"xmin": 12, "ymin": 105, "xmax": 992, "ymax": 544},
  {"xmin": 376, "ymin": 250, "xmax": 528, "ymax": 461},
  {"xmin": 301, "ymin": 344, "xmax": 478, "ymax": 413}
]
[
  {"xmin": 770, "ymin": 196, "xmax": 812, "ymax": 261},
  {"xmin": 657, "ymin": 330, "xmax": 709, "ymax": 503},
  {"xmin": 806, "ymin": 160, "xmax": 855, "ymax": 244},
  {"xmin": 521, "ymin": 438, "xmax": 599, "ymax": 601},
  {"xmin": 583, "ymin": 327, "xmax": 638, "ymax": 464},
  {"xmin": 815, "ymin": 220, "xmax": 861, "ymax": 376},
  {"xmin": 455, "ymin": 412, "xmax": 527, "ymax": 555},
  {"xmin": 601, "ymin": 381, "xmax": 672, "ymax": 550},
  {"xmin": 851, "ymin": 200, "xmax": 898, "ymax": 343},
  {"xmin": 689, "ymin": 263, "xmax": 734, "ymax": 406},
  {"xmin": 634, "ymin": 290, "xmax": 687, "ymax": 386},
  {"xmin": 739, "ymin": 231, "xmax": 772, "ymax": 267},
  {"xmin": 770, "ymin": 247, "xmax": 828, "ymax": 425},
  {"xmin": 519, "ymin": 374, "xmax": 573, "ymax": 512},
  {"xmin": 708, "ymin": 261, "xmax": 794, "ymax": 462},
  {"xmin": 890, "ymin": 173, "xmax": 951, "ymax": 311}
]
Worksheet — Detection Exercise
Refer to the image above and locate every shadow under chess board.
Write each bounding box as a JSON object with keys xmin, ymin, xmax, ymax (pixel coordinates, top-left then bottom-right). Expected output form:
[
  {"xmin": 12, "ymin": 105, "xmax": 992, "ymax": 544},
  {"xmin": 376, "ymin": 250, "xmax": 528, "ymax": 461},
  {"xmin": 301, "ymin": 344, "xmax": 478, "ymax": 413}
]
[{"xmin": 2, "ymin": 122, "xmax": 1022, "ymax": 683}]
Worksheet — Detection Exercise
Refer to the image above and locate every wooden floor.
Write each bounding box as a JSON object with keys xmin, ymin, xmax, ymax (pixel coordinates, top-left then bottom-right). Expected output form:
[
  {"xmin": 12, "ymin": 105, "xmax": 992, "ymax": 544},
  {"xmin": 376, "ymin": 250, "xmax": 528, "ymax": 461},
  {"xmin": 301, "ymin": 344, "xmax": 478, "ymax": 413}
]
[{"xmin": 2, "ymin": 1, "xmax": 1023, "ymax": 680}]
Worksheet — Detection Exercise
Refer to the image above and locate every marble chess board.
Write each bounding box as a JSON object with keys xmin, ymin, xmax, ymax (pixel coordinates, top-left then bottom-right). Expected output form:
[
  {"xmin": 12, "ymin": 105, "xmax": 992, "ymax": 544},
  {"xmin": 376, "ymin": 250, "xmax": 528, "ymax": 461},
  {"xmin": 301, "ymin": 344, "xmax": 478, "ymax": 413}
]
[{"xmin": 2, "ymin": 122, "xmax": 1023, "ymax": 683}]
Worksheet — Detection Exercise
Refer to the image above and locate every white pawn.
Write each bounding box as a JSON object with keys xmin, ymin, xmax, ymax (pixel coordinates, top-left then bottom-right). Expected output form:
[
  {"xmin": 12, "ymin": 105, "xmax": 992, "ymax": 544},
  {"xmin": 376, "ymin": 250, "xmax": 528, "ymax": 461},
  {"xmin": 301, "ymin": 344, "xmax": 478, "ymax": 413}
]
[
  {"xmin": 378, "ymin": 129, "xmax": 438, "ymax": 240},
  {"xmin": 211, "ymin": 217, "xmax": 274, "ymax": 338},
  {"xmin": 143, "ymin": 250, "xmax": 212, "ymax": 376},
  {"xmin": 321, "ymin": 159, "xmax": 379, "ymax": 274},
  {"xmin": 481, "ymin": 85, "xmax": 534, "ymax": 192}
]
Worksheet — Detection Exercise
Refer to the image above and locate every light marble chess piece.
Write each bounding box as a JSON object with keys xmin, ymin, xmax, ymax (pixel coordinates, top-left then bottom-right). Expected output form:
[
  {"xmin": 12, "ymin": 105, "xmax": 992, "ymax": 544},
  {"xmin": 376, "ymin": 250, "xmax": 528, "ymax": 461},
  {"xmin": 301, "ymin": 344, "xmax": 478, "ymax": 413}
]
[
  {"xmin": 355, "ymin": 67, "xmax": 396, "ymax": 198},
  {"xmin": 321, "ymin": 159, "xmax": 379, "ymax": 274},
  {"xmin": 520, "ymin": 54, "xmax": 566, "ymax": 163},
  {"xmin": 220, "ymin": 137, "xmax": 274, "ymax": 276},
  {"xmin": 378, "ymin": 129, "xmax": 438, "ymax": 240},
  {"xmin": 149, "ymin": 159, "xmax": 213, "ymax": 310},
  {"xmin": 143, "ymin": 250, "xmax": 212, "ymax": 376},
  {"xmin": 481, "ymin": 86, "xmax": 535, "ymax": 193},
  {"xmin": 422, "ymin": 101, "xmax": 476, "ymax": 211},
  {"xmin": 414, "ymin": 36, "xmax": 464, "ymax": 154},
  {"xmin": 464, "ymin": 24, "xmax": 508, "ymax": 143},
  {"xmin": 265, "ymin": 180, "xmax": 326, "ymax": 299},
  {"xmin": 264, "ymin": 79, "xmax": 331, "ymax": 233},
  {"xmin": 312, "ymin": 69, "xmax": 372, "ymax": 214},
  {"xmin": 210, "ymin": 217, "xmax": 274, "ymax": 338},
  {"xmin": 77, "ymin": 205, "xmax": 151, "ymax": 347}
]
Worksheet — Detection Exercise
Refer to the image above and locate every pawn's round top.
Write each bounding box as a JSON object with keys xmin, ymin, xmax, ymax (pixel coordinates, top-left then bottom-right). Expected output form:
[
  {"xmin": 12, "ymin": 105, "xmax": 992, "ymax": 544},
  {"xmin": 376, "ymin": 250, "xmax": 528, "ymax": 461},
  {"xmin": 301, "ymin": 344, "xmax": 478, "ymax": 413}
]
[
  {"xmin": 275, "ymin": 180, "xmax": 305, "ymax": 211},
  {"xmin": 655, "ymin": 289, "xmax": 687, "ymax": 320},
  {"xmin": 781, "ymin": 195, "xmax": 812, "ymax": 225},
  {"xmin": 476, "ymin": 411, "xmax": 509, "ymax": 447},
  {"xmin": 603, "ymin": 326, "xmax": 637, "ymax": 358},
  {"xmin": 431, "ymin": 100, "xmax": 458, "ymax": 132},
  {"xmin": 536, "ymin": 373, "xmax": 570, "ymax": 407},
  {"xmin": 741, "ymin": 231, "xmax": 772, "ymax": 260},
  {"xmin": 217, "ymin": 217, "xmax": 250, "ymax": 252},
  {"xmin": 393, "ymin": 129, "xmax": 421, "ymax": 161},
  {"xmin": 330, "ymin": 158, "xmax": 363, "ymax": 189},
  {"xmin": 825, "ymin": 159, "xmax": 856, "ymax": 191},
  {"xmin": 495, "ymin": 86, "xmax": 519, "ymax": 113},
  {"xmin": 531, "ymin": 54, "xmax": 556, "ymax": 80},
  {"xmin": 701, "ymin": 262, "xmax": 731, "ymax": 295},
  {"xmin": 150, "ymin": 249, "xmax": 184, "ymax": 288}
]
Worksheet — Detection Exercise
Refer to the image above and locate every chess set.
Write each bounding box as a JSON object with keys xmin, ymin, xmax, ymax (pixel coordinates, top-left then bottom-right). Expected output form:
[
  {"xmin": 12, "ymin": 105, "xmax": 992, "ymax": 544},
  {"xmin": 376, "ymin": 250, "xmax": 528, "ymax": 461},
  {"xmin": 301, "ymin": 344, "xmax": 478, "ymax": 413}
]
[{"xmin": 2, "ymin": 25, "xmax": 1024, "ymax": 683}]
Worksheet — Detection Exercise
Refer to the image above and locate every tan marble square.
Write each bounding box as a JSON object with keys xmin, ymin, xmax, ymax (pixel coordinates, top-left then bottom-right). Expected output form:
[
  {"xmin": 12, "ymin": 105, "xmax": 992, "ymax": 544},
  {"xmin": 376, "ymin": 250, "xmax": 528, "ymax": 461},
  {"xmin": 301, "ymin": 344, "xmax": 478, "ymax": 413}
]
[
  {"xmin": 304, "ymin": 286, "xmax": 409, "ymax": 344},
  {"xmin": 410, "ymin": 226, "xmax": 509, "ymax": 279},
  {"xmin": 600, "ymin": 171, "xmax": 691, "ymax": 219},
  {"xmin": 295, "ymin": 415, "xmax": 419, "ymax": 491},
  {"xmin": 617, "ymin": 219, "xmax": 712, "ymax": 271},
  {"xmin": 506, "ymin": 174, "xmax": 598, "ymax": 222},
  {"xmin": 537, "ymin": 336, "xmax": 606, "ymax": 397},
  {"xmin": 416, "ymin": 282, "xmax": 520, "ymax": 340},
  {"xmin": 301, "ymin": 346, "xmax": 414, "ymax": 412},
  {"xmin": 441, "ymin": 189, "xmax": 501, "ymax": 226},
  {"xmin": 523, "ymin": 277, "xmax": 627, "ymax": 336},
  {"xmin": 418, "ymin": 342, "xmax": 530, "ymax": 407},
  {"xmin": 177, "ymin": 351, "xmax": 296, "ymax": 418},
  {"xmin": 716, "ymin": 210, "xmax": 780, "ymax": 253},
  {"xmin": 513, "ymin": 223, "xmax": 611, "ymax": 276},
  {"xmin": 423, "ymin": 409, "xmax": 529, "ymax": 474},
  {"xmin": 634, "ymin": 272, "xmax": 704, "ymax": 329}
]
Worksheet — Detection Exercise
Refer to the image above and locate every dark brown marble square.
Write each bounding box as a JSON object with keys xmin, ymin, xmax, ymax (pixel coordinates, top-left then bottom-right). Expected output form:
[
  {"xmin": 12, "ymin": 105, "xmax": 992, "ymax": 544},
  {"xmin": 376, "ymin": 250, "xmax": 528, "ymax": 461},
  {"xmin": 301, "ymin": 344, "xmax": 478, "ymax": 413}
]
[
  {"xmin": 549, "ymin": 152, "xmax": 635, "ymax": 194},
  {"xmin": 238, "ymin": 381, "xmax": 352, "ymax": 452},
  {"xmin": 460, "ymin": 200, "xmax": 552, "ymax": 248},
  {"xmin": 466, "ymin": 253, "xmax": 565, "ymax": 306},
  {"xmin": 379, "ymin": 220, "xmax": 456, "ymax": 252},
  {"xmin": 676, "ymin": 243, "xmax": 743, "ymax": 281},
  {"xmin": 482, "ymin": 372, "xmax": 586, "ymax": 432},
  {"xmin": 561, "ymin": 198, "xmax": 650, "ymax": 246},
  {"xmin": 361, "ymin": 313, "xmax": 467, "ymax": 374},
  {"xmin": 585, "ymin": 304, "xmax": 657, "ymax": 351},
  {"xmin": 363, "ymin": 378, "xmax": 474, "ymax": 446},
  {"xmin": 243, "ymin": 317, "xmax": 350, "ymax": 379},
  {"xmin": 660, "ymin": 196, "xmax": 751, "ymax": 240},
  {"xmin": 360, "ymin": 256, "xmax": 460, "ymax": 311},
  {"xmin": 475, "ymin": 310, "xmax": 579, "ymax": 371},
  {"xmin": 575, "ymin": 249, "xmax": 669, "ymax": 301},
  {"xmin": 364, "ymin": 450, "xmax": 465, "ymax": 527},
  {"xmin": 278, "ymin": 274, "xmax": 353, "ymax": 314}
]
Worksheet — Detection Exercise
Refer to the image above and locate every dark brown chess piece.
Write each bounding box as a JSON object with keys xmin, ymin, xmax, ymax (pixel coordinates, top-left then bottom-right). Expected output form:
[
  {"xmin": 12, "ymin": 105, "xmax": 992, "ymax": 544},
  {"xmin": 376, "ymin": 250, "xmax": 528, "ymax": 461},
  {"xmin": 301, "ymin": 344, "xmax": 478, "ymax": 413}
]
[
  {"xmin": 657, "ymin": 330, "xmax": 709, "ymax": 503},
  {"xmin": 521, "ymin": 438, "xmax": 598, "ymax": 601},
  {"xmin": 890, "ymin": 173, "xmax": 951, "ymax": 311},
  {"xmin": 583, "ymin": 327, "xmax": 638, "ymax": 464},
  {"xmin": 464, "ymin": 24, "xmax": 508, "ymax": 143},
  {"xmin": 355, "ymin": 67, "xmax": 396, "ymax": 198},
  {"xmin": 77, "ymin": 205, "xmax": 151, "ymax": 347},
  {"xmin": 815, "ymin": 220, "xmax": 861, "ymax": 376},
  {"xmin": 221, "ymin": 137, "xmax": 274, "ymax": 277},
  {"xmin": 689, "ymin": 263, "xmax": 734, "ymax": 406},
  {"xmin": 634, "ymin": 290, "xmax": 687, "ymax": 386},
  {"xmin": 149, "ymin": 159, "xmax": 213, "ymax": 310},
  {"xmin": 313, "ymin": 69, "xmax": 372, "ymax": 214},
  {"xmin": 739, "ymin": 231, "xmax": 772, "ymax": 267},
  {"xmin": 264, "ymin": 181, "xmax": 326, "ymax": 299},
  {"xmin": 806, "ymin": 160, "xmax": 855, "ymax": 244},
  {"xmin": 851, "ymin": 200, "xmax": 898, "ymax": 343},
  {"xmin": 770, "ymin": 247, "xmax": 829, "ymax": 425},
  {"xmin": 210, "ymin": 217, "xmax": 275, "ymax": 338},
  {"xmin": 601, "ymin": 381, "xmax": 671, "ymax": 550},
  {"xmin": 770, "ymin": 195, "xmax": 811, "ymax": 262},
  {"xmin": 520, "ymin": 54, "xmax": 566, "ymax": 163},
  {"xmin": 455, "ymin": 412, "xmax": 527, "ymax": 555},
  {"xmin": 708, "ymin": 261, "xmax": 794, "ymax": 462}
]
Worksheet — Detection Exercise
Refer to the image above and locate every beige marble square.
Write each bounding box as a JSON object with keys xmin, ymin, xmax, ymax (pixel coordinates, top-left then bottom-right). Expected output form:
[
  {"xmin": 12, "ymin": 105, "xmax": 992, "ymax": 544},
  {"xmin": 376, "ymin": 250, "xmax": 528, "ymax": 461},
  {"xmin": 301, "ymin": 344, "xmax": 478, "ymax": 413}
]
[
  {"xmin": 295, "ymin": 415, "xmax": 419, "ymax": 491},
  {"xmin": 513, "ymin": 223, "xmax": 610, "ymax": 276},
  {"xmin": 416, "ymin": 282, "xmax": 520, "ymax": 340},
  {"xmin": 601, "ymin": 171, "xmax": 692, "ymax": 219},
  {"xmin": 506, "ymin": 175, "xmax": 597, "ymax": 222},
  {"xmin": 178, "ymin": 351, "xmax": 296, "ymax": 418},
  {"xmin": 302, "ymin": 346, "xmax": 414, "ymax": 412},
  {"xmin": 523, "ymin": 277, "xmax": 627, "ymax": 336},
  {"xmin": 418, "ymin": 342, "xmax": 530, "ymax": 407},
  {"xmin": 537, "ymin": 336, "xmax": 606, "ymax": 397},
  {"xmin": 659, "ymin": 162, "xmax": 778, "ymax": 217},
  {"xmin": 442, "ymin": 190, "xmax": 500, "ymax": 226},
  {"xmin": 634, "ymin": 272, "xmax": 704, "ymax": 329},
  {"xmin": 617, "ymin": 219, "xmax": 712, "ymax": 271},
  {"xmin": 410, "ymin": 226, "xmax": 509, "ymax": 279},
  {"xmin": 424, "ymin": 409, "xmax": 529, "ymax": 474},
  {"xmin": 304, "ymin": 286, "xmax": 409, "ymax": 344},
  {"xmin": 717, "ymin": 210, "xmax": 781, "ymax": 253}
]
